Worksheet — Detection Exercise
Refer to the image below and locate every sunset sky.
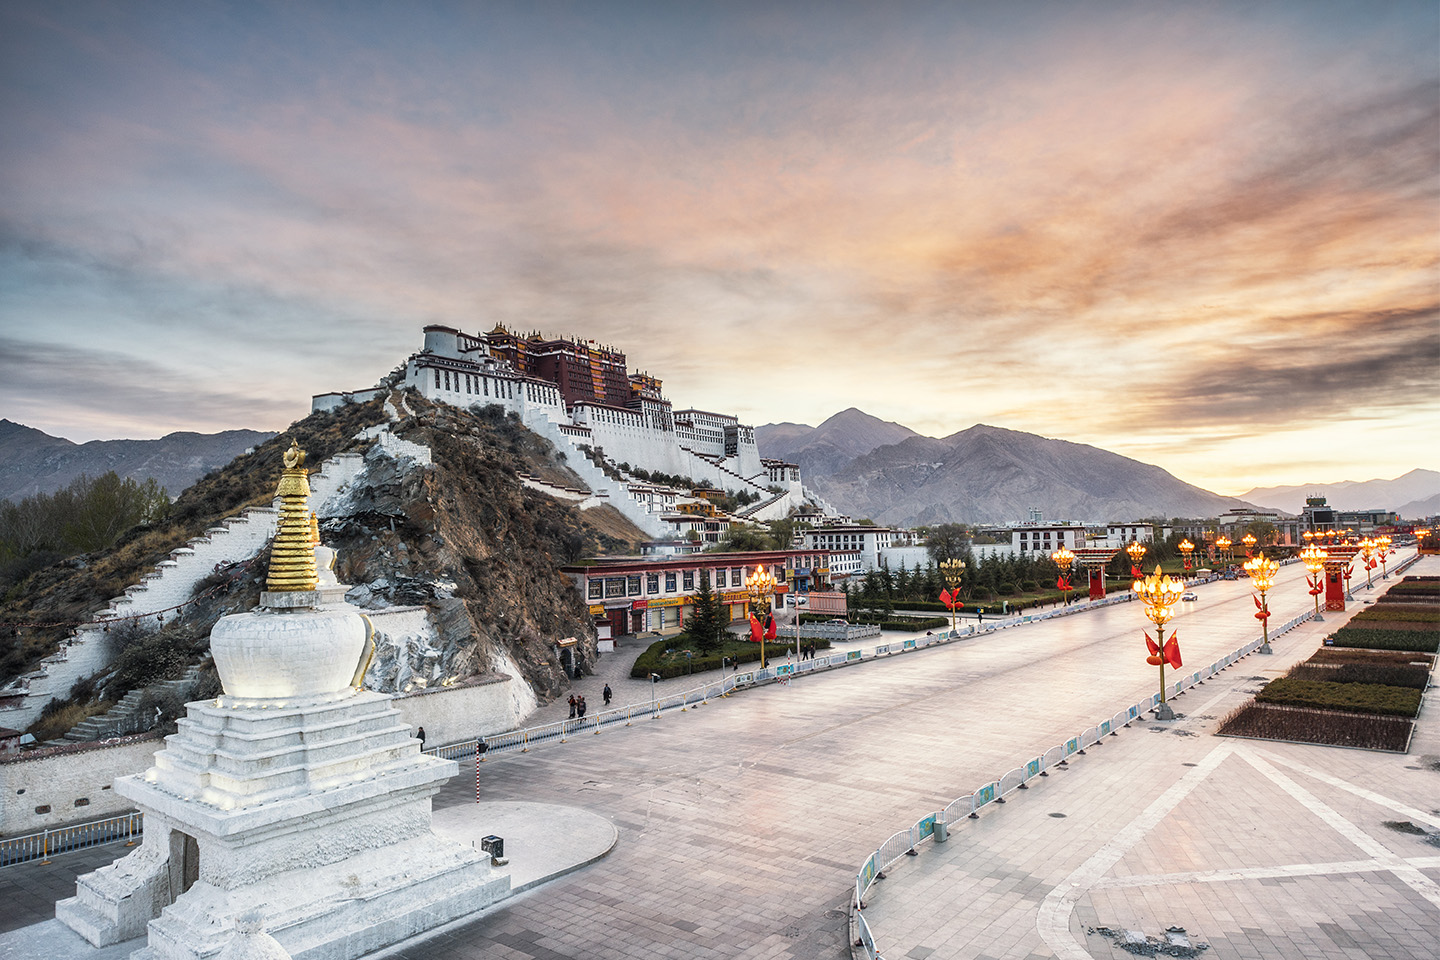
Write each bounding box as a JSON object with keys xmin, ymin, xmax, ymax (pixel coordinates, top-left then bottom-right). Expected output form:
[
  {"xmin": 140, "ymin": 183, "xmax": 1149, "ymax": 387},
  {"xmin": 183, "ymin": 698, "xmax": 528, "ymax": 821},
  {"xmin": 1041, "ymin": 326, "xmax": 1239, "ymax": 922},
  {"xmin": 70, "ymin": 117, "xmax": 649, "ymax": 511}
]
[{"xmin": 1, "ymin": 1, "xmax": 1436, "ymax": 496}]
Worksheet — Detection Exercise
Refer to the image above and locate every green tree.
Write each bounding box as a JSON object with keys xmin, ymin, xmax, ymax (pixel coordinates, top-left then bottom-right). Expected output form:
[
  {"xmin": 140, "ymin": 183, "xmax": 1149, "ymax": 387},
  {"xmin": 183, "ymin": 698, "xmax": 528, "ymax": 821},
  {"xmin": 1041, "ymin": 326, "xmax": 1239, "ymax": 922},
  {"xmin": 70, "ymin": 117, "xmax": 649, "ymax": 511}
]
[
  {"xmin": 926, "ymin": 523, "xmax": 971, "ymax": 564},
  {"xmin": 687, "ymin": 569, "xmax": 724, "ymax": 653},
  {"xmin": 715, "ymin": 523, "xmax": 775, "ymax": 552}
]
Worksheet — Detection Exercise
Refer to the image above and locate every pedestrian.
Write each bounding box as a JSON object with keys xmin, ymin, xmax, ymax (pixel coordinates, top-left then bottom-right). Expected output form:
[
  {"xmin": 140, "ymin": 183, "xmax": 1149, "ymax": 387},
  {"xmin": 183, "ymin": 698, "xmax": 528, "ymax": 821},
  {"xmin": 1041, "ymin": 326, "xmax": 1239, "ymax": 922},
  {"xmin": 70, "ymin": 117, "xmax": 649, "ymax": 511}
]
[
  {"xmin": 568, "ymin": 694, "xmax": 577, "ymax": 719},
  {"xmin": 417, "ymin": 726, "xmax": 426, "ymax": 751},
  {"xmin": 577, "ymin": 695, "xmax": 587, "ymax": 719},
  {"xmin": 603, "ymin": 683, "xmax": 612, "ymax": 706}
]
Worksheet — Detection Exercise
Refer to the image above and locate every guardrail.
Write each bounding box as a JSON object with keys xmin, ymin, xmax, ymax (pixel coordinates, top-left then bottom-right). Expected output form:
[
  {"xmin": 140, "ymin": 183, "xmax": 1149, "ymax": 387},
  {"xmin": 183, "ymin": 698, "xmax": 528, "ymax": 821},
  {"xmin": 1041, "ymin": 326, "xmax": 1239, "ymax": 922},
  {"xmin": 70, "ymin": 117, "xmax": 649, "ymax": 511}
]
[
  {"xmin": 0, "ymin": 811, "xmax": 143, "ymax": 869},
  {"xmin": 848, "ymin": 610, "xmax": 1317, "ymax": 960}
]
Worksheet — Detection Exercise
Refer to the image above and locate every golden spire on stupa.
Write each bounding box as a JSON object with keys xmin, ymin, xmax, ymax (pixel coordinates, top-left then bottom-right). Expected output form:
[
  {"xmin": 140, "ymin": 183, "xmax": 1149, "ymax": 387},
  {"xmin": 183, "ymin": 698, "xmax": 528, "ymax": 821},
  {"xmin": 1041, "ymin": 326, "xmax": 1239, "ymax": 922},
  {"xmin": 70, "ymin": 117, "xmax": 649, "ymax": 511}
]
[{"xmin": 265, "ymin": 441, "xmax": 318, "ymax": 592}]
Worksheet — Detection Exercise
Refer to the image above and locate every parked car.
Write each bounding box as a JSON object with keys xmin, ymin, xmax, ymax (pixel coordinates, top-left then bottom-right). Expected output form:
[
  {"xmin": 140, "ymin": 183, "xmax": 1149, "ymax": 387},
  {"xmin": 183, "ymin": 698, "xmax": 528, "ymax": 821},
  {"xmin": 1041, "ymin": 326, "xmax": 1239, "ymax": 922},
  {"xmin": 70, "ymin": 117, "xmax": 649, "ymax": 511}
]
[
  {"xmin": 1181, "ymin": 591, "xmax": 1198, "ymax": 601},
  {"xmin": 826, "ymin": 618, "xmax": 849, "ymax": 625}
]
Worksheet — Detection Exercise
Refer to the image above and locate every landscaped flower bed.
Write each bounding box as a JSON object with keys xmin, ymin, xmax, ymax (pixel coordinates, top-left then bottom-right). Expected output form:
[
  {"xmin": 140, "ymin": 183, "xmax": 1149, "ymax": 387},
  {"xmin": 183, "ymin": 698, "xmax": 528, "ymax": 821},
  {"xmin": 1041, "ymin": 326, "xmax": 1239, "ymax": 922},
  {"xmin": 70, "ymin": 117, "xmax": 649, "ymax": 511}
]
[
  {"xmin": 1217, "ymin": 702, "xmax": 1412, "ymax": 751},
  {"xmin": 1284, "ymin": 660, "xmax": 1431, "ymax": 689}
]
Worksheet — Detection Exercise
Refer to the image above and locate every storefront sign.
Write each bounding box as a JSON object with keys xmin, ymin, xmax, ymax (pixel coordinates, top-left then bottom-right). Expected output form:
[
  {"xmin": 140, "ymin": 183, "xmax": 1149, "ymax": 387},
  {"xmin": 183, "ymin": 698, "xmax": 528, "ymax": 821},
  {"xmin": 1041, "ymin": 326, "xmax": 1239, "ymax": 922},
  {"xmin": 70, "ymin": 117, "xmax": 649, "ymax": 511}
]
[
  {"xmin": 588, "ymin": 605, "xmax": 605, "ymax": 616},
  {"xmin": 649, "ymin": 597, "xmax": 685, "ymax": 608},
  {"xmin": 721, "ymin": 591, "xmax": 749, "ymax": 604},
  {"xmin": 631, "ymin": 599, "xmax": 649, "ymax": 610}
]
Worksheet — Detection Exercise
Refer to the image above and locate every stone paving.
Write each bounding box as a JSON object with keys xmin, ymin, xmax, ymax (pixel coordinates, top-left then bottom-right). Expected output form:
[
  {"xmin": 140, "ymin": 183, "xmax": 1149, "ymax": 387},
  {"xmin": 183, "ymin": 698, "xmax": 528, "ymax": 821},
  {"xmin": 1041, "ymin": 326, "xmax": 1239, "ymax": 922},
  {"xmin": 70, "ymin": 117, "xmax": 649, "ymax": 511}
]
[{"xmin": 1, "ymin": 556, "xmax": 1435, "ymax": 960}]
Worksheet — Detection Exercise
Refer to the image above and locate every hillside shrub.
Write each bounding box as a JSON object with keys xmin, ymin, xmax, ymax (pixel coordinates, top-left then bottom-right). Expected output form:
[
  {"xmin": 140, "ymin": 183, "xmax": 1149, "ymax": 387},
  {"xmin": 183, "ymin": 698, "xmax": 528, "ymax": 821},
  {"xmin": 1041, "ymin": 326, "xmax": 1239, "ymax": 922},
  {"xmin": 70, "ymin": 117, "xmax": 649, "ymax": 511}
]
[
  {"xmin": 1256, "ymin": 678, "xmax": 1421, "ymax": 717},
  {"xmin": 1328, "ymin": 627, "xmax": 1440, "ymax": 653}
]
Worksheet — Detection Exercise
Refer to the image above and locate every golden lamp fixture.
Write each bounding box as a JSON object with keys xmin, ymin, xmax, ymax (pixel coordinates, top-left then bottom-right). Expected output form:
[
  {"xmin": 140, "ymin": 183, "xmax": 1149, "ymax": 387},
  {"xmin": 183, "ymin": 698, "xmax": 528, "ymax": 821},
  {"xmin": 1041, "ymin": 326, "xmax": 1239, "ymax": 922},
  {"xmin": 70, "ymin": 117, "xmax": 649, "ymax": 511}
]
[{"xmin": 266, "ymin": 441, "xmax": 319, "ymax": 592}]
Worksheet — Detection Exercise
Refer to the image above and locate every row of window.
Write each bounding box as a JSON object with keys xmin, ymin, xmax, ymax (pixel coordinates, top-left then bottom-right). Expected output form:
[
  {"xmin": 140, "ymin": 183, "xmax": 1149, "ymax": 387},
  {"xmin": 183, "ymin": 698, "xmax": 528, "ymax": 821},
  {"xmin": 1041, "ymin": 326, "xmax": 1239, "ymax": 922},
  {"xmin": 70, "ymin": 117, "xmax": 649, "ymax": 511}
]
[
  {"xmin": 431, "ymin": 367, "xmax": 562, "ymax": 407},
  {"xmin": 585, "ymin": 559, "xmax": 828, "ymax": 600}
]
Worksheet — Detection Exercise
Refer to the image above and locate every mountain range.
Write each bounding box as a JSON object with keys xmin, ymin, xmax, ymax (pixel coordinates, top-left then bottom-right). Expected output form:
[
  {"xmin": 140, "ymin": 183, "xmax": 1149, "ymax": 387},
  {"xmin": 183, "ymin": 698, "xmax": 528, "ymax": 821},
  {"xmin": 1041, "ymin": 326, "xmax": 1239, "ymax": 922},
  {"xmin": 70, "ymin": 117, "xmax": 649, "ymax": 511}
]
[
  {"xmin": 1239, "ymin": 469, "xmax": 1440, "ymax": 517},
  {"xmin": 0, "ymin": 419, "xmax": 275, "ymax": 503}
]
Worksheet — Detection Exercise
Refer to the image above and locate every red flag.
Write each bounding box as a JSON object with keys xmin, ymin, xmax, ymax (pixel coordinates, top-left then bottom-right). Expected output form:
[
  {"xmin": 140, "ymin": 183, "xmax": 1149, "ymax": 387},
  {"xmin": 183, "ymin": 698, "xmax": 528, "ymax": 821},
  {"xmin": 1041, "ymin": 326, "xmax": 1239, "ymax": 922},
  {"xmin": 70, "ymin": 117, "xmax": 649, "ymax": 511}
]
[
  {"xmin": 749, "ymin": 614, "xmax": 761, "ymax": 642},
  {"xmin": 764, "ymin": 615, "xmax": 777, "ymax": 640},
  {"xmin": 1056, "ymin": 577, "xmax": 1070, "ymax": 591},
  {"xmin": 1131, "ymin": 565, "xmax": 1143, "ymax": 580},
  {"xmin": 1144, "ymin": 632, "xmax": 1160, "ymax": 656},
  {"xmin": 939, "ymin": 588, "xmax": 952, "ymax": 607},
  {"xmin": 1163, "ymin": 635, "xmax": 1182, "ymax": 668},
  {"xmin": 1253, "ymin": 594, "xmax": 1263, "ymax": 609}
]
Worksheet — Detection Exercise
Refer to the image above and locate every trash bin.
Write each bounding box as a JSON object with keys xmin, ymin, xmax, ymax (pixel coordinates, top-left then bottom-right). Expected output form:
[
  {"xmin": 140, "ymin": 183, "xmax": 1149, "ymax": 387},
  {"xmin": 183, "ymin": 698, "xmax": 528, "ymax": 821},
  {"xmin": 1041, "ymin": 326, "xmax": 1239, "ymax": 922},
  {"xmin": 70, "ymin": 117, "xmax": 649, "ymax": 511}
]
[
  {"xmin": 933, "ymin": 820, "xmax": 948, "ymax": 843},
  {"xmin": 480, "ymin": 835, "xmax": 504, "ymax": 860}
]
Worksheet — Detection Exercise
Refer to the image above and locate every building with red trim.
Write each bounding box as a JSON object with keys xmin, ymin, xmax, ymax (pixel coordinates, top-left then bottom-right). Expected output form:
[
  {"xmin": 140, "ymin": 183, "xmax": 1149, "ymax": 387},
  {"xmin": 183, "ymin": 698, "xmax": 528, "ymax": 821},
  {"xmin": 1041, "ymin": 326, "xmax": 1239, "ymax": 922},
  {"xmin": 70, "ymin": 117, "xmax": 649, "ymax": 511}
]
[{"xmin": 563, "ymin": 549, "xmax": 858, "ymax": 637}]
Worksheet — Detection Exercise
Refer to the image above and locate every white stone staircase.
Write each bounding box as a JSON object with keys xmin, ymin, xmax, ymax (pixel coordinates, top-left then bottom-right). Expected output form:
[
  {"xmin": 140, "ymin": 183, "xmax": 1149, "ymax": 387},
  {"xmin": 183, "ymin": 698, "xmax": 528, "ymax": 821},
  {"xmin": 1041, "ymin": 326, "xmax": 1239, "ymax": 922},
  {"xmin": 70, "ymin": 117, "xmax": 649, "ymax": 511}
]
[{"xmin": 0, "ymin": 449, "xmax": 371, "ymax": 730}]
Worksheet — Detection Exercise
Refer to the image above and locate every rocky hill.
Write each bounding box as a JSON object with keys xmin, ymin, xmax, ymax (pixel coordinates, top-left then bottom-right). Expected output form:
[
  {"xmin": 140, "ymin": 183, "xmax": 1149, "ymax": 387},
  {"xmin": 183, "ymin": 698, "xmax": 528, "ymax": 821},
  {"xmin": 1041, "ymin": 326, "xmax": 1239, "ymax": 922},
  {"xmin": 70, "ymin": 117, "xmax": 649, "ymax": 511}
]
[
  {"xmin": 756, "ymin": 408, "xmax": 919, "ymax": 479},
  {"xmin": 811, "ymin": 423, "xmax": 1254, "ymax": 526},
  {"xmin": 1, "ymin": 393, "xmax": 648, "ymax": 735},
  {"xmin": 0, "ymin": 419, "xmax": 275, "ymax": 502}
]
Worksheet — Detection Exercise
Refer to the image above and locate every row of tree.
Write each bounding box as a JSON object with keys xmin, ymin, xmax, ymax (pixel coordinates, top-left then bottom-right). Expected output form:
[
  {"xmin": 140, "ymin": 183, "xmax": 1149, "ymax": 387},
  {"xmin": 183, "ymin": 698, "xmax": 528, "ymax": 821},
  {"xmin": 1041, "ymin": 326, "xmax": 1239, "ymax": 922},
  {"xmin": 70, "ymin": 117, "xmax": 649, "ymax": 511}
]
[{"xmin": 0, "ymin": 472, "xmax": 170, "ymax": 592}]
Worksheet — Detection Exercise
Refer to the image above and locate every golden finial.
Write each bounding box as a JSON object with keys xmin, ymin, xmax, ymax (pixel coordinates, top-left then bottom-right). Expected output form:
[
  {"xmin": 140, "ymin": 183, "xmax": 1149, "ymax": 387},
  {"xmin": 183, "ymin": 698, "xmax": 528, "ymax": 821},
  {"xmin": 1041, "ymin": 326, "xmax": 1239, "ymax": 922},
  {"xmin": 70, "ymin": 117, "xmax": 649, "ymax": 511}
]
[{"xmin": 266, "ymin": 440, "xmax": 318, "ymax": 592}]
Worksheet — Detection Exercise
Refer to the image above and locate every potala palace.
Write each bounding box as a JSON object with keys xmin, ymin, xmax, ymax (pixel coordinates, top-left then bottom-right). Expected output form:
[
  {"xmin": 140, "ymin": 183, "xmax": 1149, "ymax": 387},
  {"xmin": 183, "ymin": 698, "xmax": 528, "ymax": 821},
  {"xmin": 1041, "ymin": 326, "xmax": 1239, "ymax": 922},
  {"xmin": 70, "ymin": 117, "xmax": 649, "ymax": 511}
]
[{"xmin": 314, "ymin": 324, "xmax": 837, "ymax": 539}]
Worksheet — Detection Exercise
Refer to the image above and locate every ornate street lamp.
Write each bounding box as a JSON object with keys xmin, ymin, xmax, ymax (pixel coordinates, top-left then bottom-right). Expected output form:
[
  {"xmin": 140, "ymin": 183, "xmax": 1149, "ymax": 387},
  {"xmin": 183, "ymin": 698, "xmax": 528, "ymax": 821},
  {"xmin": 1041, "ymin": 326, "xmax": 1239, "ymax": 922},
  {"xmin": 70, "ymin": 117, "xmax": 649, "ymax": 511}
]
[
  {"xmin": 1243, "ymin": 553, "xmax": 1280, "ymax": 654},
  {"xmin": 1357, "ymin": 538, "xmax": 1377, "ymax": 590},
  {"xmin": 1177, "ymin": 539, "xmax": 1195, "ymax": 579},
  {"xmin": 1133, "ymin": 565, "xmax": 1185, "ymax": 720},
  {"xmin": 1299, "ymin": 544, "xmax": 1327, "ymax": 623},
  {"xmin": 1125, "ymin": 541, "xmax": 1147, "ymax": 579},
  {"xmin": 1215, "ymin": 536, "xmax": 1232, "ymax": 569},
  {"xmin": 744, "ymin": 565, "xmax": 776, "ymax": 669},
  {"xmin": 939, "ymin": 558, "xmax": 966, "ymax": 634},
  {"xmin": 1051, "ymin": 547, "xmax": 1075, "ymax": 606},
  {"xmin": 1241, "ymin": 532, "xmax": 1257, "ymax": 558},
  {"xmin": 1377, "ymin": 535, "xmax": 1394, "ymax": 579}
]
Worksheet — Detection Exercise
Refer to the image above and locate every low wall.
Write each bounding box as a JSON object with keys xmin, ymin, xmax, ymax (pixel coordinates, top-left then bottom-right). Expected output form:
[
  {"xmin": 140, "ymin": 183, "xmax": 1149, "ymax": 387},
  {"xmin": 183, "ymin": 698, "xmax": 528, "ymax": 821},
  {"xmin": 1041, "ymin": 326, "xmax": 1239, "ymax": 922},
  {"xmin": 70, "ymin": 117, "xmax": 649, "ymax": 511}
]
[
  {"xmin": 0, "ymin": 734, "xmax": 163, "ymax": 836},
  {"xmin": 382, "ymin": 675, "xmax": 514, "ymax": 750}
]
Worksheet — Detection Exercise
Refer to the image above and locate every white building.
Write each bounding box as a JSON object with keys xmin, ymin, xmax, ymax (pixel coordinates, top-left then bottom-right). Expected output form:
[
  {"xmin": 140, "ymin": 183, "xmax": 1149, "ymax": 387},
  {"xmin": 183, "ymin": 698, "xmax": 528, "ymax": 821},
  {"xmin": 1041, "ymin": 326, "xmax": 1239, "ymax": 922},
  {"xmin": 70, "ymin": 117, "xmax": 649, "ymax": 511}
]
[
  {"xmin": 800, "ymin": 524, "xmax": 895, "ymax": 571},
  {"xmin": 315, "ymin": 326, "xmax": 836, "ymax": 531},
  {"xmin": 1011, "ymin": 522, "xmax": 1088, "ymax": 555}
]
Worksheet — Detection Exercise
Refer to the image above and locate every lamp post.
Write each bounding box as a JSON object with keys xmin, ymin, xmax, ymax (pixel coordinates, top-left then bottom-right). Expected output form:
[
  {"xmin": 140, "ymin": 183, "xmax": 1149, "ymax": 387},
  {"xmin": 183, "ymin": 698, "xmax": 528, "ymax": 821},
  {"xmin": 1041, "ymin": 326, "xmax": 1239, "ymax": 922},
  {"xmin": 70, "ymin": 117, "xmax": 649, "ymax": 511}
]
[
  {"xmin": 1377, "ymin": 535, "xmax": 1393, "ymax": 579},
  {"xmin": 1177, "ymin": 538, "xmax": 1195, "ymax": 580},
  {"xmin": 1241, "ymin": 532, "xmax": 1257, "ymax": 558},
  {"xmin": 1358, "ymin": 538, "xmax": 1377, "ymax": 590},
  {"xmin": 744, "ymin": 564, "xmax": 776, "ymax": 670},
  {"xmin": 1125, "ymin": 541, "xmax": 1147, "ymax": 579},
  {"xmin": 1133, "ymin": 564, "xmax": 1185, "ymax": 720},
  {"xmin": 1051, "ymin": 547, "xmax": 1075, "ymax": 606},
  {"xmin": 1215, "ymin": 536, "xmax": 1232, "ymax": 571},
  {"xmin": 1299, "ymin": 544, "xmax": 1327, "ymax": 623},
  {"xmin": 1243, "ymin": 553, "xmax": 1280, "ymax": 654},
  {"xmin": 939, "ymin": 558, "xmax": 966, "ymax": 633}
]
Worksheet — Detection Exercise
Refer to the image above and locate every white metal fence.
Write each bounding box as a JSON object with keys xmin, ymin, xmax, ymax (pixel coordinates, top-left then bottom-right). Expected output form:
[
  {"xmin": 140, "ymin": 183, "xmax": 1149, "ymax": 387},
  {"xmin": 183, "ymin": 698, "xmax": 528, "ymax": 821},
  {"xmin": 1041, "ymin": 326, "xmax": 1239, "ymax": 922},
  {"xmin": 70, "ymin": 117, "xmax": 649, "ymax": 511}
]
[{"xmin": 0, "ymin": 811, "xmax": 143, "ymax": 868}]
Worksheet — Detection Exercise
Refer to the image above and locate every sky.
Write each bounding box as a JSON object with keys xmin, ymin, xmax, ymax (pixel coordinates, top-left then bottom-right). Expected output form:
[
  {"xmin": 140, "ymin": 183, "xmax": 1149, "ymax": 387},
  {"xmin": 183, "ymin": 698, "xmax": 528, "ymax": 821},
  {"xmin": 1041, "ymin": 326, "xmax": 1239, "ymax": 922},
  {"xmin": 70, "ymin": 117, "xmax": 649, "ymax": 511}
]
[{"xmin": 1, "ymin": 1, "xmax": 1436, "ymax": 496}]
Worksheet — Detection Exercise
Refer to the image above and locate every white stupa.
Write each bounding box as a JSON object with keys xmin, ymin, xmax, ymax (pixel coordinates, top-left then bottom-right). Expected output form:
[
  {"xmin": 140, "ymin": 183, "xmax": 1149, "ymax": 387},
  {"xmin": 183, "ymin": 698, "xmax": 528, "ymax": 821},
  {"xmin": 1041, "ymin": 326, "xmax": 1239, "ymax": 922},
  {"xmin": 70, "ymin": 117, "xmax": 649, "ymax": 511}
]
[{"xmin": 58, "ymin": 441, "xmax": 509, "ymax": 959}]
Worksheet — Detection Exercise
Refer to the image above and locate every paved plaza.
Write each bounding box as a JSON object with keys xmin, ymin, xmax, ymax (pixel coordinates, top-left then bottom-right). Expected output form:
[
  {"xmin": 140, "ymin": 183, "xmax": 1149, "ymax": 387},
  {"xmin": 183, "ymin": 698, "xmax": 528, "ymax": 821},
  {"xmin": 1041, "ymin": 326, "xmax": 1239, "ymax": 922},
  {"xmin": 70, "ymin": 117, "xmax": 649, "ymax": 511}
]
[{"xmin": 1, "ymin": 557, "xmax": 1435, "ymax": 959}]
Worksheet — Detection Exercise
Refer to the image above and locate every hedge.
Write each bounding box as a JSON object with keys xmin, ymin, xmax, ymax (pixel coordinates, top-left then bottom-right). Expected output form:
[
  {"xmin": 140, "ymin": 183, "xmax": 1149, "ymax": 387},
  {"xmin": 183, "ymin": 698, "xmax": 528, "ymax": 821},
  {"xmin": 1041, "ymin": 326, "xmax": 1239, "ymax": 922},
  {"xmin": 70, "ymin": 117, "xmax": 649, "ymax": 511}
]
[
  {"xmin": 629, "ymin": 635, "xmax": 830, "ymax": 680},
  {"xmin": 1351, "ymin": 606, "xmax": 1440, "ymax": 624},
  {"xmin": 1256, "ymin": 678, "xmax": 1422, "ymax": 717},
  {"xmin": 1307, "ymin": 647, "xmax": 1435, "ymax": 667}
]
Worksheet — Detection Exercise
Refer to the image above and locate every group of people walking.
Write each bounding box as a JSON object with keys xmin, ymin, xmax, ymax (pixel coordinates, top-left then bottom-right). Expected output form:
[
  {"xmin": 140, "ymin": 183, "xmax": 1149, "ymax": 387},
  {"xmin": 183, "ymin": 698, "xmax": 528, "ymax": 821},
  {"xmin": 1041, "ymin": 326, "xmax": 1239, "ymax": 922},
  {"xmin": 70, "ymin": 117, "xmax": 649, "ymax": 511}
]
[{"xmin": 568, "ymin": 684, "xmax": 613, "ymax": 720}]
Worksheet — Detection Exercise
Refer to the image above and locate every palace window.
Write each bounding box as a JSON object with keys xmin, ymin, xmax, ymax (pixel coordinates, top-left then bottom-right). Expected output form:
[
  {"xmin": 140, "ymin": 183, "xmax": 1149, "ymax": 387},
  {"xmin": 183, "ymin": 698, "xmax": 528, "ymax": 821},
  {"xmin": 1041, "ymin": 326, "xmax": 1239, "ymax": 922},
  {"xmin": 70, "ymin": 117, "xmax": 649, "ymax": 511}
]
[
  {"xmin": 588, "ymin": 580, "xmax": 602, "ymax": 600},
  {"xmin": 665, "ymin": 573, "xmax": 677, "ymax": 592},
  {"xmin": 604, "ymin": 578, "xmax": 626, "ymax": 599},
  {"xmin": 628, "ymin": 576, "xmax": 641, "ymax": 597},
  {"xmin": 683, "ymin": 571, "xmax": 694, "ymax": 590},
  {"xmin": 647, "ymin": 573, "xmax": 659, "ymax": 594}
]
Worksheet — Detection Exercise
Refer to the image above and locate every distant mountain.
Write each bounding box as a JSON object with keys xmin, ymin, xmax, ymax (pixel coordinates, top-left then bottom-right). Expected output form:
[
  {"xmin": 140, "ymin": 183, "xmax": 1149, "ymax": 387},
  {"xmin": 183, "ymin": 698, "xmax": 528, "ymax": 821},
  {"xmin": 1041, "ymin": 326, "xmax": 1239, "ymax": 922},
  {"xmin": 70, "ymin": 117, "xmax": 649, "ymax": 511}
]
[
  {"xmin": 1394, "ymin": 492, "xmax": 1440, "ymax": 520},
  {"xmin": 0, "ymin": 419, "xmax": 276, "ymax": 503},
  {"xmin": 1239, "ymin": 469, "xmax": 1440, "ymax": 515},
  {"xmin": 756, "ymin": 408, "xmax": 920, "ymax": 479},
  {"xmin": 810, "ymin": 423, "xmax": 1253, "ymax": 526}
]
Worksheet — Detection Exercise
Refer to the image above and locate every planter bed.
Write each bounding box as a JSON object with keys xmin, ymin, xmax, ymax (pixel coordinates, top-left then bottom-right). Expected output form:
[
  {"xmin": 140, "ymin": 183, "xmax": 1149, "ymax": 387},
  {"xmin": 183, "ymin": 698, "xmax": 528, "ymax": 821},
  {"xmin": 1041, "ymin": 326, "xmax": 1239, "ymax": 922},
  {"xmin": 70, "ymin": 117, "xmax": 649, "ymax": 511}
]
[
  {"xmin": 1285, "ymin": 661, "xmax": 1431, "ymax": 690},
  {"xmin": 1328, "ymin": 627, "xmax": 1440, "ymax": 653},
  {"xmin": 1306, "ymin": 647, "xmax": 1435, "ymax": 667},
  {"xmin": 1351, "ymin": 606, "xmax": 1440, "ymax": 624},
  {"xmin": 1217, "ymin": 702, "xmax": 1412, "ymax": 752},
  {"xmin": 1255, "ymin": 677, "xmax": 1421, "ymax": 717}
]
